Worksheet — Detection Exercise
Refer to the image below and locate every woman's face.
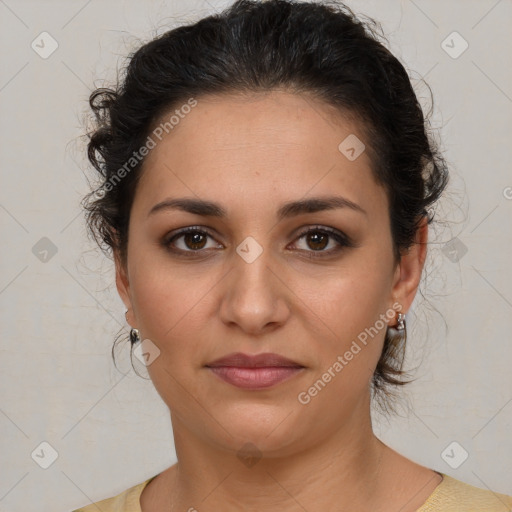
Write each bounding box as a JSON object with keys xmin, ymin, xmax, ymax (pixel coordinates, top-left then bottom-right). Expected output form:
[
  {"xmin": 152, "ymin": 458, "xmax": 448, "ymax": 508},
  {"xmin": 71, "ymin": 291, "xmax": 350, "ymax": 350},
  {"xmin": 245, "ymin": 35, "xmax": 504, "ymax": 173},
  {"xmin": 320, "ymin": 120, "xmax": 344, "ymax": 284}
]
[{"xmin": 116, "ymin": 90, "xmax": 426, "ymax": 456}]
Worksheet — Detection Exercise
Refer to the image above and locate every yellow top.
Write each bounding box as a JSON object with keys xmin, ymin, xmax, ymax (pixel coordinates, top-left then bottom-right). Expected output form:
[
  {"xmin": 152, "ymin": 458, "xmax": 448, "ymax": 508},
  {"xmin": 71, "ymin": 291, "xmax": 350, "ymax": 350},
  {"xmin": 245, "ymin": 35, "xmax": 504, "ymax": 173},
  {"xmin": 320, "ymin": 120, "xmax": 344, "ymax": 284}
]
[{"xmin": 72, "ymin": 472, "xmax": 512, "ymax": 512}]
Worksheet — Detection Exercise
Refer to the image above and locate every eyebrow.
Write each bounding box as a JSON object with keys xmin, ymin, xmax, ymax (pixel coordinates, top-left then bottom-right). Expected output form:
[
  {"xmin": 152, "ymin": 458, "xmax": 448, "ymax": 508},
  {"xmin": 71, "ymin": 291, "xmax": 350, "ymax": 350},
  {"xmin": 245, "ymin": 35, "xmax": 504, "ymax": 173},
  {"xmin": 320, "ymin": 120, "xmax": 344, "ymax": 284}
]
[{"xmin": 148, "ymin": 195, "xmax": 367, "ymax": 220}]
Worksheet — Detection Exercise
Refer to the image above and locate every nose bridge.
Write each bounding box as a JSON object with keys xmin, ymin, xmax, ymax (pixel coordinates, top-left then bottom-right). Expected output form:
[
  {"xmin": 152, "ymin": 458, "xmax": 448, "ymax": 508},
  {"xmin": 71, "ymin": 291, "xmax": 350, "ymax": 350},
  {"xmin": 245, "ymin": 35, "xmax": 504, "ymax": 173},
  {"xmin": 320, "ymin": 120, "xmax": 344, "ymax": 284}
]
[
  {"xmin": 231, "ymin": 235, "xmax": 276, "ymax": 306},
  {"xmin": 235, "ymin": 240, "xmax": 272, "ymax": 295},
  {"xmin": 219, "ymin": 235, "xmax": 289, "ymax": 333}
]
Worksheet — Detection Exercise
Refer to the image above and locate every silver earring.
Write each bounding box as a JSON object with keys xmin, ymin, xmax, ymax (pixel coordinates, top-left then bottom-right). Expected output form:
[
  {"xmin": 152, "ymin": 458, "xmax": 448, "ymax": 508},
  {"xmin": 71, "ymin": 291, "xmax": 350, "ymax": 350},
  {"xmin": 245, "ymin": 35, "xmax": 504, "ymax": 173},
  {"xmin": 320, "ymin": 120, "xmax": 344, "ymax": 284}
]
[
  {"xmin": 125, "ymin": 310, "xmax": 140, "ymax": 344},
  {"xmin": 396, "ymin": 313, "xmax": 405, "ymax": 331},
  {"xmin": 387, "ymin": 312, "xmax": 406, "ymax": 336},
  {"xmin": 130, "ymin": 328, "xmax": 140, "ymax": 344}
]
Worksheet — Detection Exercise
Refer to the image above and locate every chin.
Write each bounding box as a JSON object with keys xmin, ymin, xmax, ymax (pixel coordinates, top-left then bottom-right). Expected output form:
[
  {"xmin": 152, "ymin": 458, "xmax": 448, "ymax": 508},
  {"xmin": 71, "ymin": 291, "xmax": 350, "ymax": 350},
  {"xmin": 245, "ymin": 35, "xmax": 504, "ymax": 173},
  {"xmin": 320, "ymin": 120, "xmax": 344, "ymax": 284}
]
[{"xmin": 211, "ymin": 403, "xmax": 302, "ymax": 452}]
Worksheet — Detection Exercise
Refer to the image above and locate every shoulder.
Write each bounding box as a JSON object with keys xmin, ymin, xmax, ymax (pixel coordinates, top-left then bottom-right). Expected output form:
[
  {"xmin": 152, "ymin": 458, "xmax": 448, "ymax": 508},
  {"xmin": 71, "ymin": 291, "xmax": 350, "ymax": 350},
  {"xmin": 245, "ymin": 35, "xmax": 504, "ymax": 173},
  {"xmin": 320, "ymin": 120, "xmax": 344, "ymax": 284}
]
[
  {"xmin": 418, "ymin": 473, "xmax": 512, "ymax": 511},
  {"xmin": 71, "ymin": 475, "xmax": 157, "ymax": 512}
]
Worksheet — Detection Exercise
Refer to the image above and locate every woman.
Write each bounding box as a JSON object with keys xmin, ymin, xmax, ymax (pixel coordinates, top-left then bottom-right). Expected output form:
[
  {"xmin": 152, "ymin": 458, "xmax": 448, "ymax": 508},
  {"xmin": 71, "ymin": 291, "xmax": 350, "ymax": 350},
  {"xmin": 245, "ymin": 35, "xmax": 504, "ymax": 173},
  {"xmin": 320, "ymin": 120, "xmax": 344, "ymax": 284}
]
[{"xmin": 73, "ymin": 0, "xmax": 512, "ymax": 510}]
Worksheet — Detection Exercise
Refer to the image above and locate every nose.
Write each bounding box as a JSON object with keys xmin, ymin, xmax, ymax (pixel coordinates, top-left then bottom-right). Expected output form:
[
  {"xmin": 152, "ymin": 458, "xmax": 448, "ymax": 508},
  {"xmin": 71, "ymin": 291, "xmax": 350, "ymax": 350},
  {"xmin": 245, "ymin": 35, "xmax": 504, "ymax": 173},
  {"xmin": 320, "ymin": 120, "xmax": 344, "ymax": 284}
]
[{"xmin": 219, "ymin": 244, "xmax": 291, "ymax": 336}]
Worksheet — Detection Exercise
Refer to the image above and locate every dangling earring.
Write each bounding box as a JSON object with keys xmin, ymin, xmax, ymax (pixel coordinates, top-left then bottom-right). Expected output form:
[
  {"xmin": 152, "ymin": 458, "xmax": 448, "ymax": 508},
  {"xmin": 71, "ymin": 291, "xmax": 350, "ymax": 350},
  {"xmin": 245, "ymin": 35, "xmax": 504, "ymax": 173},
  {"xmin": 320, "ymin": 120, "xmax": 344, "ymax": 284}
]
[
  {"xmin": 387, "ymin": 312, "xmax": 406, "ymax": 337},
  {"xmin": 126, "ymin": 310, "xmax": 140, "ymax": 344},
  {"xmin": 130, "ymin": 327, "xmax": 140, "ymax": 344},
  {"xmin": 396, "ymin": 312, "xmax": 405, "ymax": 331}
]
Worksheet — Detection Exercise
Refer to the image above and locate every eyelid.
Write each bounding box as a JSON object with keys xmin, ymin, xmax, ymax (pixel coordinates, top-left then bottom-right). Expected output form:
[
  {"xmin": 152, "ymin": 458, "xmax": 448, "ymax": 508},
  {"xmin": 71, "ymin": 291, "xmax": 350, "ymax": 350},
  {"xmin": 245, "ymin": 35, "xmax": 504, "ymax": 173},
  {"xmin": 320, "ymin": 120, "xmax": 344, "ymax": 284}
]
[
  {"xmin": 289, "ymin": 225, "xmax": 356, "ymax": 257},
  {"xmin": 163, "ymin": 225, "xmax": 222, "ymax": 249},
  {"xmin": 293, "ymin": 225, "xmax": 353, "ymax": 244}
]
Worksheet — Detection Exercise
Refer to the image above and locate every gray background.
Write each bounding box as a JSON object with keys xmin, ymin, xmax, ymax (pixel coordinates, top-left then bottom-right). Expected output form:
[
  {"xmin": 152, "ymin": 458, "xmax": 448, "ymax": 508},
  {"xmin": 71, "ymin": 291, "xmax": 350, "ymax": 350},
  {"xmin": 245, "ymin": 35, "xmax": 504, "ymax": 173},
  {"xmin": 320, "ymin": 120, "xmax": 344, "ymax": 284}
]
[{"xmin": 0, "ymin": 0, "xmax": 511, "ymax": 511}]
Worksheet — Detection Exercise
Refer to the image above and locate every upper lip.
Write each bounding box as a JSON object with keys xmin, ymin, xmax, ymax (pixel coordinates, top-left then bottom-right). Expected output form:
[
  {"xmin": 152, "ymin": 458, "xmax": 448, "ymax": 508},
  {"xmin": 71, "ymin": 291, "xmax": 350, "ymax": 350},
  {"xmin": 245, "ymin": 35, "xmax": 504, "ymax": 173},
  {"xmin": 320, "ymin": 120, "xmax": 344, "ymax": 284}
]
[{"xmin": 206, "ymin": 352, "xmax": 304, "ymax": 368}]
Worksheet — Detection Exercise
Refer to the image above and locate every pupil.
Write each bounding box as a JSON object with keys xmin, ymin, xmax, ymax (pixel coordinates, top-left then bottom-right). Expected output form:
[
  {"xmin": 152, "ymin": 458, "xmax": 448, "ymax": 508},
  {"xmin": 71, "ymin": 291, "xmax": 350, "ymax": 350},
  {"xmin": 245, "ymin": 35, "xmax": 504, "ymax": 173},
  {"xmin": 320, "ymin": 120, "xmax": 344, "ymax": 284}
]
[
  {"xmin": 308, "ymin": 232, "xmax": 327, "ymax": 250},
  {"xmin": 185, "ymin": 232, "xmax": 206, "ymax": 250}
]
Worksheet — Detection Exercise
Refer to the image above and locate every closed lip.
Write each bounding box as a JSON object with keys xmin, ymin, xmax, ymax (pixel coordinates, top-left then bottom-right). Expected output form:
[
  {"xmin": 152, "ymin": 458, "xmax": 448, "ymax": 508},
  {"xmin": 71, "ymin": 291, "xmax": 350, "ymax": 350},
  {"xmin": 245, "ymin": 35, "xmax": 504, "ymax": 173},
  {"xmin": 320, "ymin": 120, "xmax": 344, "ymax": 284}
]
[{"xmin": 205, "ymin": 352, "xmax": 304, "ymax": 368}]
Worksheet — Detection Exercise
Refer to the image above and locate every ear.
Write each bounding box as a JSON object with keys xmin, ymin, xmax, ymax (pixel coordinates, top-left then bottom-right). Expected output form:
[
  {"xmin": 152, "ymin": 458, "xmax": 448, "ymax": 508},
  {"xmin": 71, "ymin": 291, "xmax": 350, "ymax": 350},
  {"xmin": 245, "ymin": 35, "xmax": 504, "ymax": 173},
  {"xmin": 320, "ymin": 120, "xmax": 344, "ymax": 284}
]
[
  {"xmin": 390, "ymin": 215, "xmax": 428, "ymax": 314},
  {"xmin": 114, "ymin": 249, "xmax": 135, "ymax": 326}
]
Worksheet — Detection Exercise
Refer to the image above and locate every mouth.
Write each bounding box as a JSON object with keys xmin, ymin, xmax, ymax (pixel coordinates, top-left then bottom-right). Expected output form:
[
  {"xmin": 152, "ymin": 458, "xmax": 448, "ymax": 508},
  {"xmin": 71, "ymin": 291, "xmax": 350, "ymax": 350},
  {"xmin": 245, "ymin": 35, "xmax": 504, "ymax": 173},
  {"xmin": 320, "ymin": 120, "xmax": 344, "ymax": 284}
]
[{"xmin": 205, "ymin": 352, "xmax": 305, "ymax": 389}]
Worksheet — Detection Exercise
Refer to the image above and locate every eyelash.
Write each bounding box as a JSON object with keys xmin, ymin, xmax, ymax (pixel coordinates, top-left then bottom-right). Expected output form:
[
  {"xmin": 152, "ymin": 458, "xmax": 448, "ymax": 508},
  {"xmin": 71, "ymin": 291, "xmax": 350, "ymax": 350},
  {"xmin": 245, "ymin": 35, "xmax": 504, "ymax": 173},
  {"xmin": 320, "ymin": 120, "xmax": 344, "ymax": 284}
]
[{"xmin": 162, "ymin": 225, "xmax": 355, "ymax": 259}]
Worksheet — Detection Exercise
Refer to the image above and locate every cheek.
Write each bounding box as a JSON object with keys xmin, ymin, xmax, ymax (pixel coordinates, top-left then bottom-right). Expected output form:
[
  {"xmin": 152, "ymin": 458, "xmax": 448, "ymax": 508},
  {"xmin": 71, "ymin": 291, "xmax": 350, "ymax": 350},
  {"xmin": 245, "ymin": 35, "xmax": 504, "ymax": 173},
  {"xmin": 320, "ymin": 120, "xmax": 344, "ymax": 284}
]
[
  {"xmin": 130, "ymin": 267, "xmax": 210, "ymax": 408},
  {"xmin": 298, "ymin": 267, "xmax": 391, "ymax": 385},
  {"xmin": 129, "ymin": 249, "xmax": 215, "ymax": 339},
  {"xmin": 302, "ymin": 263, "xmax": 391, "ymax": 336}
]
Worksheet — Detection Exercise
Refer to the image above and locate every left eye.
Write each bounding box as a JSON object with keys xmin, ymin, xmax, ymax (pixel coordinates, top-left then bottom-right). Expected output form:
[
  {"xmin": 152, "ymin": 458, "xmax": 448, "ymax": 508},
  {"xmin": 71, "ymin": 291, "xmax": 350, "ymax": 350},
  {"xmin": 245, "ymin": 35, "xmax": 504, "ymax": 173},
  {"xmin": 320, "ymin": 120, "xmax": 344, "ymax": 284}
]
[{"xmin": 291, "ymin": 227, "xmax": 351, "ymax": 255}]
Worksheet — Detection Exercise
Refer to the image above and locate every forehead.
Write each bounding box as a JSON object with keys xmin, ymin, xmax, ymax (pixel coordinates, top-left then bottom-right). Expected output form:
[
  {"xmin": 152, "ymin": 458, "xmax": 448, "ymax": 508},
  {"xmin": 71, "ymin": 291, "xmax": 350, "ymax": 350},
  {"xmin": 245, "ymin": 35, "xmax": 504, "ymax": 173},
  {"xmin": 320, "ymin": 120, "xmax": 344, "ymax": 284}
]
[{"xmin": 133, "ymin": 90, "xmax": 385, "ymax": 219}]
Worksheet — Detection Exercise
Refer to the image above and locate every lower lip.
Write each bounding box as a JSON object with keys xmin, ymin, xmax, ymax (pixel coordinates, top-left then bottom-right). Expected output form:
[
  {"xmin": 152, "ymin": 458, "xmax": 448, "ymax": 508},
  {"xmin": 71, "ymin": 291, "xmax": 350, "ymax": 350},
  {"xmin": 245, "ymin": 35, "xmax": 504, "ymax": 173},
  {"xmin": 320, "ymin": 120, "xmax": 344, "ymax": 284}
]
[{"xmin": 207, "ymin": 366, "xmax": 304, "ymax": 389}]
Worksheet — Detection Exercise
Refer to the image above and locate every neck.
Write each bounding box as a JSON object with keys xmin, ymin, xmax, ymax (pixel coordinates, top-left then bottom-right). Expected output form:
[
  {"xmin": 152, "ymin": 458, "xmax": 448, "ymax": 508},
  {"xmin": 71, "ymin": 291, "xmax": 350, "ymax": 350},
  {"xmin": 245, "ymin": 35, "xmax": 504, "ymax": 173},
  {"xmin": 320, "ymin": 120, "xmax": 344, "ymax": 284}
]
[{"xmin": 166, "ymin": 396, "xmax": 387, "ymax": 511}]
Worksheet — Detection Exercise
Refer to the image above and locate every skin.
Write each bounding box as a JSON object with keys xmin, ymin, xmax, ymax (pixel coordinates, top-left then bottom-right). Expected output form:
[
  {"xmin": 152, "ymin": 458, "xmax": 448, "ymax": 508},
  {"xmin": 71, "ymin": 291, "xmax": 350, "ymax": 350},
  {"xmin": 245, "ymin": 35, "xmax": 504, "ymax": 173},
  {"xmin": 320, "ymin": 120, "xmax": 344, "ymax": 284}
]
[{"xmin": 115, "ymin": 90, "xmax": 442, "ymax": 511}]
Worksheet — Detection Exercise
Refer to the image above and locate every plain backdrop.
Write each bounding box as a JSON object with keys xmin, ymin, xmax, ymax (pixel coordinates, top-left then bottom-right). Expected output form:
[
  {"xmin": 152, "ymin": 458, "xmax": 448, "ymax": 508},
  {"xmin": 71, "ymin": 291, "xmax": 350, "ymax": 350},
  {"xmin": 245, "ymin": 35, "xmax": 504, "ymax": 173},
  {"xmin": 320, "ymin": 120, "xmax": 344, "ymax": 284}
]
[{"xmin": 0, "ymin": 1, "xmax": 511, "ymax": 511}]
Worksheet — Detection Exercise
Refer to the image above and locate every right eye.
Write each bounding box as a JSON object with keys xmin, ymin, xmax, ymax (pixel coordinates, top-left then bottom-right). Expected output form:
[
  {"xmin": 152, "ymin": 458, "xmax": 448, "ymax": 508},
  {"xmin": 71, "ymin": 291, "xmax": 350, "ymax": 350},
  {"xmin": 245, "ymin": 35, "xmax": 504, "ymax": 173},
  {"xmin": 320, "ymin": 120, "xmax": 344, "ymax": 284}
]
[{"xmin": 163, "ymin": 226, "xmax": 223, "ymax": 255}]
